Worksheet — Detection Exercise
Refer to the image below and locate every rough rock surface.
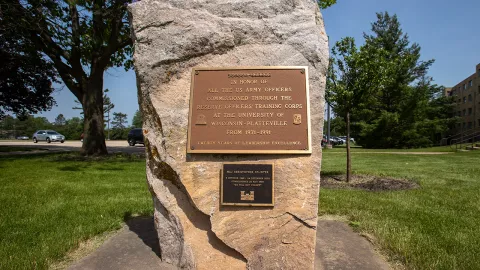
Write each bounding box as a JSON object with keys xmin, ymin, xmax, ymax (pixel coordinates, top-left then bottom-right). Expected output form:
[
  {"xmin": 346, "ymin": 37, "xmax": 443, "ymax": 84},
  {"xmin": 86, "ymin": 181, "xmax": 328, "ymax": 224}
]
[{"xmin": 128, "ymin": 0, "xmax": 328, "ymax": 269}]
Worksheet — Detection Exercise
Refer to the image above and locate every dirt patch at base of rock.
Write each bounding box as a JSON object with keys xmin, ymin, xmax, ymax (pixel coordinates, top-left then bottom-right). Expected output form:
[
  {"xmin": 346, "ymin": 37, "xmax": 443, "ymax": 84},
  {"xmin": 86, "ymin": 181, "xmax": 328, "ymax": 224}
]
[{"xmin": 321, "ymin": 174, "xmax": 419, "ymax": 191}]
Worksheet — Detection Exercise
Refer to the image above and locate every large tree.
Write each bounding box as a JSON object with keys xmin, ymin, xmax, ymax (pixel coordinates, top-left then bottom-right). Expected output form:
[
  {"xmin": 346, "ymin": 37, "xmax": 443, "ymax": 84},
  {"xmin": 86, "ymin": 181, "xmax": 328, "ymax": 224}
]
[
  {"xmin": 3, "ymin": 0, "xmax": 133, "ymax": 155},
  {"xmin": 354, "ymin": 12, "xmax": 455, "ymax": 148},
  {"xmin": 0, "ymin": 8, "xmax": 57, "ymax": 119}
]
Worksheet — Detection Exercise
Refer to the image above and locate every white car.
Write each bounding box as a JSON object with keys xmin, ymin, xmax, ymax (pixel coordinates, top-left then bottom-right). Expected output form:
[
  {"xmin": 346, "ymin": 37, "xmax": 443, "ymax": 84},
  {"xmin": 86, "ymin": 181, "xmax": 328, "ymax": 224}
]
[{"xmin": 32, "ymin": 130, "xmax": 65, "ymax": 143}]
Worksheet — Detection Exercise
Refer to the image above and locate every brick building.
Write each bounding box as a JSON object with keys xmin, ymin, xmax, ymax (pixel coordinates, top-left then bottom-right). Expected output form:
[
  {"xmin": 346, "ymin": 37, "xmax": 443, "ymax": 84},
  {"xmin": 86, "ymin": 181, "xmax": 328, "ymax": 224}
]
[{"xmin": 445, "ymin": 63, "xmax": 480, "ymax": 134}]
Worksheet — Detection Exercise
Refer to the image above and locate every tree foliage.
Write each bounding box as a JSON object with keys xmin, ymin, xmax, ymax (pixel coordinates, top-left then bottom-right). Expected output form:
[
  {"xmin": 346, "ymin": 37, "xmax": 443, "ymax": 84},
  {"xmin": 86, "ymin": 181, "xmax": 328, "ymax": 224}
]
[
  {"xmin": 328, "ymin": 12, "xmax": 456, "ymax": 150},
  {"xmin": 352, "ymin": 12, "xmax": 456, "ymax": 148},
  {"xmin": 131, "ymin": 110, "xmax": 142, "ymax": 128},
  {"xmin": 326, "ymin": 36, "xmax": 386, "ymax": 181},
  {"xmin": 0, "ymin": 8, "xmax": 57, "ymax": 119},
  {"xmin": 324, "ymin": 117, "xmax": 345, "ymax": 136},
  {"xmin": 103, "ymin": 90, "xmax": 115, "ymax": 119},
  {"xmin": 110, "ymin": 111, "xmax": 128, "ymax": 139},
  {"xmin": 102, "ymin": 89, "xmax": 114, "ymax": 140},
  {"xmin": 54, "ymin": 114, "xmax": 66, "ymax": 126},
  {"xmin": 317, "ymin": 0, "xmax": 336, "ymax": 9},
  {"xmin": 61, "ymin": 117, "xmax": 84, "ymax": 140},
  {"xmin": 1, "ymin": 114, "xmax": 86, "ymax": 140},
  {"xmin": 111, "ymin": 112, "xmax": 127, "ymax": 129},
  {"xmin": 3, "ymin": 0, "xmax": 133, "ymax": 155}
]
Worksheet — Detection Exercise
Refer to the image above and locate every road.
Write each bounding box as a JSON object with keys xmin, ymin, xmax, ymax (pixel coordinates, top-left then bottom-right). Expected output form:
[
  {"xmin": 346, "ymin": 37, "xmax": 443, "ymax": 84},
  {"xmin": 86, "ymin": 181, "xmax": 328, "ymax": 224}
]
[{"xmin": 0, "ymin": 140, "xmax": 145, "ymax": 154}]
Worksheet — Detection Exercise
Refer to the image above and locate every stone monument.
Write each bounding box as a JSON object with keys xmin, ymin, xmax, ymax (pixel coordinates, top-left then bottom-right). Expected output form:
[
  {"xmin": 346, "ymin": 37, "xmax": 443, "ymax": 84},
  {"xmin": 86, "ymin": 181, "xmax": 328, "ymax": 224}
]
[{"xmin": 128, "ymin": 0, "xmax": 328, "ymax": 269}]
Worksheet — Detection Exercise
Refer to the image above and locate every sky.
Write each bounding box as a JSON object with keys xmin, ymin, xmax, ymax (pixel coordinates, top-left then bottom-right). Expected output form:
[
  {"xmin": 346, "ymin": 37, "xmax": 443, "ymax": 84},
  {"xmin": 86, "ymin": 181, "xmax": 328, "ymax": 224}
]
[{"xmin": 35, "ymin": 0, "xmax": 480, "ymax": 123}]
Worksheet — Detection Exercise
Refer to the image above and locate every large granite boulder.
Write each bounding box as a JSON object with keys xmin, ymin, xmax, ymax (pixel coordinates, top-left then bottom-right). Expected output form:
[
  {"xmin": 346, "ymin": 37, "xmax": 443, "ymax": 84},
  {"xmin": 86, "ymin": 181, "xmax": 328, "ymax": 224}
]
[{"xmin": 128, "ymin": 0, "xmax": 328, "ymax": 269}]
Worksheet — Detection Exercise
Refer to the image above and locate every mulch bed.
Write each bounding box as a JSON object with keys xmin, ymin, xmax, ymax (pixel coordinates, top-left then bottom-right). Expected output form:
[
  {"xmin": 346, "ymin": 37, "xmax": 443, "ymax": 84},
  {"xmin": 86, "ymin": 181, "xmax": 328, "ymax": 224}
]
[{"xmin": 320, "ymin": 174, "xmax": 420, "ymax": 191}]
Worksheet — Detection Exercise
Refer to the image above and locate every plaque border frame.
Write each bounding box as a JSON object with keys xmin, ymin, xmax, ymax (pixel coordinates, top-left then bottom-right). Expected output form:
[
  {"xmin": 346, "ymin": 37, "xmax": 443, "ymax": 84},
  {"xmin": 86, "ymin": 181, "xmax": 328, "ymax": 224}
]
[
  {"xmin": 220, "ymin": 162, "xmax": 275, "ymax": 207},
  {"xmin": 187, "ymin": 66, "xmax": 312, "ymax": 154}
]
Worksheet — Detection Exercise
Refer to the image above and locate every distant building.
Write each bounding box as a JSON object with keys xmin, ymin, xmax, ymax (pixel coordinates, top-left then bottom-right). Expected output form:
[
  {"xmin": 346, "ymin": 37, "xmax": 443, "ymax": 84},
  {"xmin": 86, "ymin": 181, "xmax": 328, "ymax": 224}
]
[{"xmin": 446, "ymin": 63, "xmax": 480, "ymax": 134}]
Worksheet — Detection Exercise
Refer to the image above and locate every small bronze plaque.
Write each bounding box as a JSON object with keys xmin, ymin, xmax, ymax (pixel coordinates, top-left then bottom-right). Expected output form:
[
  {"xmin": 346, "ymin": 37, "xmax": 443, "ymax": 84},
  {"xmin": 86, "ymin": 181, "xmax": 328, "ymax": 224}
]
[
  {"xmin": 221, "ymin": 163, "xmax": 274, "ymax": 207},
  {"xmin": 187, "ymin": 67, "xmax": 311, "ymax": 154}
]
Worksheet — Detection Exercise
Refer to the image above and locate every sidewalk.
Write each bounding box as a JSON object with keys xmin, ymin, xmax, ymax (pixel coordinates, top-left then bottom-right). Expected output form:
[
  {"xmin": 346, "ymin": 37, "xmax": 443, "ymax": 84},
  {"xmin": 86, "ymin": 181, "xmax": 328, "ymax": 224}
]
[{"xmin": 67, "ymin": 217, "xmax": 391, "ymax": 270}]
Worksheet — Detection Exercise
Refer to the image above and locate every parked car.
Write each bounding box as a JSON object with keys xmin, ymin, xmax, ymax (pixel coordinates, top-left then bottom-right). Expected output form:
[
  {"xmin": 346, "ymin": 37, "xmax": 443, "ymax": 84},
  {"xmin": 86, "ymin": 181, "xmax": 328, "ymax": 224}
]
[
  {"xmin": 323, "ymin": 135, "xmax": 342, "ymax": 146},
  {"xmin": 338, "ymin": 136, "xmax": 355, "ymax": 143},
  {"xmin": 330, "ymin": 136, "xmax": 344, "ymax": 145},
  {"xmin": 335, "ymin": 136, "xmax": 346, "ymax": 144},
  {"xmin": 127, "ymin": 128, "xmax": 144, "ymax": 146},
  {"xmin": 32, "ymin": 130, "xmax": 65, "ymax": 143},
  {"xmin": 16, "ymin": 136, "xmax": 29, "ymax": 140},
  {"xmin": 339, "ymin": 136, "xmax": 355, "ymax": 143}
]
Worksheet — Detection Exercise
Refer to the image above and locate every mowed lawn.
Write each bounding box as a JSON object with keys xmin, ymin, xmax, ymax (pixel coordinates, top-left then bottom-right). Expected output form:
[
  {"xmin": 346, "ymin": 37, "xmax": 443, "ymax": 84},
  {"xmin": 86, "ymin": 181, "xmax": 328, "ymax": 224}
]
[
  {"xmin": 1, "ymin": 148, "xmax": 480, "ymax": 270},
  {"xmin": 320, "ymin": 149, "xmax": 480, "ymax": 269},
  {"xmin": 0, "ymin": 153, "xmax": 152, "ymax": 270}
]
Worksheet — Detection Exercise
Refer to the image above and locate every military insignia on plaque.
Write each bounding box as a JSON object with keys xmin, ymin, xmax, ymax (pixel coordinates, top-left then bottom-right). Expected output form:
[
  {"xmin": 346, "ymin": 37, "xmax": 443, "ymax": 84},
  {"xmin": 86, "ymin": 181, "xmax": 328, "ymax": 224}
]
[
  {"xmin": 240, "ymin": 191, "xmax": 254, "ymax": 201},
  {"xmin": 221, "ymin": 163, "xmax": 274, "ymax": 206},
  {"xmin": 196, "ymin": 114, "xmax": 207, "ymax": 125},
  {"xmin": 293, "ymin": 114, "xmax": 302, "ymax": 125}
]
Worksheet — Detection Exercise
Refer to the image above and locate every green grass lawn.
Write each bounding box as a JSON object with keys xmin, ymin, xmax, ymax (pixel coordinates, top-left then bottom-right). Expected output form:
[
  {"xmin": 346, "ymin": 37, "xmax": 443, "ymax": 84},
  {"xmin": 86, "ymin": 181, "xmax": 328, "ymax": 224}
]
[
  {"xmin": 2, "ymin": 149, "xmax": 479, "ymax": 269},
  {"xmin": 320, "ymin": 150, "xmax": 480, "ymax": 269},
  {"xmin": 327, "ymin": 145, "xmax": 456, "ymax": 152},
  {"xmin": 0, "ymin": 153, "xmax": 151, "ymax": 270}
]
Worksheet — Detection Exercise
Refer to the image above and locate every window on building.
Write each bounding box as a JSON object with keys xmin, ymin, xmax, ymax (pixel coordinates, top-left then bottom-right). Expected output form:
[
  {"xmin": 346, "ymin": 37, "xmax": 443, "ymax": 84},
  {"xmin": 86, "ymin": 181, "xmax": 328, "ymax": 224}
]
[
  {"xmin": 468, "ymin": 108, "xmax": 473, "ymax": 115},
  {"xmin": 458, "ymin": 111, "xmax": 461, "ymax": 116},
  {"xmin": 463, "ymin": 109, "xmax": 466, "ymax": 116},
  {"xmin": 468, "ymin": 94, "xmax": 473, "ymax": 102},
  {"xmin": 463, "ymin": 97, "xmax": 466, "ymax": 103},
  {"xmin": 464, "ymin": 84, "xmax": 467, "ymax": 90},
  {"xmin": 469, "ymin": 80, "xmax": 473, "ymax": 87},
  {"xmin": 463, "ymin": 122, "xmax": 466, "ymax": 129},
  {"xmin": 468, "ymin": 122, "xmax": 472, "ymax": 129},
  {"xmin": 458, "ymin": 98, "xmax": 461, "ymax": 103}
]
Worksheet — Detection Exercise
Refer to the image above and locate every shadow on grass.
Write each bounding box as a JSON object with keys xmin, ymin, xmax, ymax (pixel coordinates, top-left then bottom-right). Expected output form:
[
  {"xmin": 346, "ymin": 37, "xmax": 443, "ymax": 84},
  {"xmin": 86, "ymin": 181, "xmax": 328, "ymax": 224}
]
[
  {"xmin": 96, "ymin": 167, "xmax": 125, "ymax": 171},
  {"xmin": 58, "ymin": 163, "xmax": 126, "ymax": 172},
  {"xmin": 0, "ymin": 152, "xmax": 143, "ymax": 173},
  {"xmin": 0, "ymin": 146, "xmax": 49, "ymax": 152},
  {"xmin": 0, "ymin": 151, "xmax": 69, "ymax": 160},
  {"xmin": 50, "ymin": 152, "xmax": 145, "ymax": 163},
  {"xmin": 123, "ymin": 213, "xmax": 161, "ymax": 258},
  {"xmin": 58, "ymin": 165, "xmax": 88, "ymax": 172}
]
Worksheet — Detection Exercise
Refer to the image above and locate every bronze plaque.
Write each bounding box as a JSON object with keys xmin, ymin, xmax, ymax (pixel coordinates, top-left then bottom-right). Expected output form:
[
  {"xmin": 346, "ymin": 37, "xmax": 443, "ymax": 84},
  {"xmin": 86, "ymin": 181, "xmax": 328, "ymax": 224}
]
[
  {"xmin": 187, "ymin": 67, "xmax": 311, "ymax": 154},
  {"xmin": 221, "ymin": 163, "xmax": 274, "ymax": 206}
]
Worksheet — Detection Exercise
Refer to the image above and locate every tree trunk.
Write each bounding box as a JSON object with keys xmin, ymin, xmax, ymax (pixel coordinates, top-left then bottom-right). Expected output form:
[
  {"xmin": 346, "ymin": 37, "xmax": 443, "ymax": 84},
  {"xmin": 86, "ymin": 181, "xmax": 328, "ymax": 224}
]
[
  {"xmin": 346, "ymin": 111, "xmax": 351, "ymax": 183},
  {"xmin": 81, "ymin": 75, "xmax": 108, "ymax": 156}
]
